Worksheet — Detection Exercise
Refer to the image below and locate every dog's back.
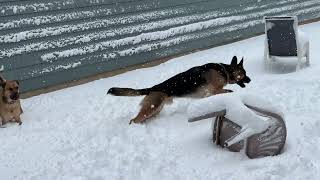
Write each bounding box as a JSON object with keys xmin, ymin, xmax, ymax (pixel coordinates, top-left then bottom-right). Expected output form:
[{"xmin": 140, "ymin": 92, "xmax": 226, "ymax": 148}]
[
  {"xmin": 150, "ymin": 63, "xmax": 222, "ymax": 96},
  {"xmin": 108, "ymin": 63, "xmax": 229, "ymax": 97}
]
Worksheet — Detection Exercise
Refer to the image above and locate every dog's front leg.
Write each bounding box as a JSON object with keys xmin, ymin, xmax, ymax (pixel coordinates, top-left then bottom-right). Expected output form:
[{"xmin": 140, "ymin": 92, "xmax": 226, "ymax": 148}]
[
  {"xmin": 222, "ymin": 89, "xmax": 233, "ymax": 93},
  {"xmin": 14, "ymin": 116, "xmax": 22, "ymax": 125},
  {"xmin": 0, "ymin": 117, "xmax": 7, "ymax": 128},
  {"xmin": 208, "ymin": 85, "xmax": 233, "ymax": 95},
  {"xmin": 206, "ymin": 79, "xmax": 233, "ymax": 95}
]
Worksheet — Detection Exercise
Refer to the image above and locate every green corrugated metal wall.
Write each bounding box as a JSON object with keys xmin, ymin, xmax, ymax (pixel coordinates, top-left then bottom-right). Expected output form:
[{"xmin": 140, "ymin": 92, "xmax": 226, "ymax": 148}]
[{"xmin": 1, "ymin": 0, "xmax": 320, "ymax": 92}]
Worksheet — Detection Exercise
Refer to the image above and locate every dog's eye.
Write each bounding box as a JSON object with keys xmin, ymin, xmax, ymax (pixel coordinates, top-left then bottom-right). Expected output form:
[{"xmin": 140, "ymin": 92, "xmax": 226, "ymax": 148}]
[{"xmin": 9, "ymin": 88, "xmax": 13, "ymax": 91}]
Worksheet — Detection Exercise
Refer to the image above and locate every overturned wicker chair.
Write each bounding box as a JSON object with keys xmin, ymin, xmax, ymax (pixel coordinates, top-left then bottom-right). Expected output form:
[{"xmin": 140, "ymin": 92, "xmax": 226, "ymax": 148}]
[{"xmin": 189, "ymin": 103, "xmax": 287, "ymax": 159}]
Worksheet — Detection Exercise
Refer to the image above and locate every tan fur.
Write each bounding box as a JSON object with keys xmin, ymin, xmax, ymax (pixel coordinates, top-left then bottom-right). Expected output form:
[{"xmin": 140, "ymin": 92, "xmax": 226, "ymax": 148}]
[
  {"xmin": 129, "ymin": 92, "xmax": 168, "ymax": 124},
  {"xmin": 188, "ymin": 69, "xmax": 230, "ymax": 98},
  {"xmin": 129, "ymin": 70, "xmax": 231, "ymax": 124},
  {"xmin": 0, "ymin": 79, "xmax": 23, "ymax": 126}
]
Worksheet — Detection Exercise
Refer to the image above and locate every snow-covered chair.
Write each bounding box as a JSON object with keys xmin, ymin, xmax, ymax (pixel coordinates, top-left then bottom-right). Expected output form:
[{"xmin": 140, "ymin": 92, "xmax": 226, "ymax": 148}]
[
  {"xmin": 188, "ymin": 94, "xmax": 287, "ymax": 159},
  {"xmin": 264, "ymin": 16, "xmax": 310, "ymax": 70}
]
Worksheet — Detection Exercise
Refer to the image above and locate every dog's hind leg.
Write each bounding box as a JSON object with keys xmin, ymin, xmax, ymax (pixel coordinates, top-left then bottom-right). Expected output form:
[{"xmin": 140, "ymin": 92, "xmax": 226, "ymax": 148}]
[{"xmin": 129, "ymin": 92, "xmax": 168, "ymax": 124}]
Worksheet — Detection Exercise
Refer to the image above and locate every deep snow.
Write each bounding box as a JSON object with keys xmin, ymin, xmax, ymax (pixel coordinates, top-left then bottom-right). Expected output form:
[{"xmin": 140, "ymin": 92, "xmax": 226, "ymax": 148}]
[{"xmin": 1, "ymin": 21, "xmax": 320, "ymax": 180}]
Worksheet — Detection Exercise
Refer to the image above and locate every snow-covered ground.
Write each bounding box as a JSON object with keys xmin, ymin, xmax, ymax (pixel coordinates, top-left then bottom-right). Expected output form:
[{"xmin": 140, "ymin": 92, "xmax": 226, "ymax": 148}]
[{"xmin": 1, "ymin": 21, "xmax": 320, "ymax": 180}]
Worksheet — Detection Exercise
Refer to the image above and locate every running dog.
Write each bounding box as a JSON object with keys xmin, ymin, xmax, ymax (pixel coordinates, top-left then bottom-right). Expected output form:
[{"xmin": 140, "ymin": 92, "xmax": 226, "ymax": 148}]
[
  {"xmin": 108, "ymin": 56, "xmax": 251, "ymax": 124},
  {"xmin": 0, "ymin": 75, "xmax": 23, "ymax": 126}
]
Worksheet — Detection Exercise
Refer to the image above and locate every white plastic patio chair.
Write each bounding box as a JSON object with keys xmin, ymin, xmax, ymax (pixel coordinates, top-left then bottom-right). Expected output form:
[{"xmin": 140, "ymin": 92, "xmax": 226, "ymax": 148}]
[
  {"xmin": 187, "ymin": 94, "xmax": 287, "ymax": 159},
  {"xmin": 264, "ymin": 16, "xmax": 310, "ymax": 70}
]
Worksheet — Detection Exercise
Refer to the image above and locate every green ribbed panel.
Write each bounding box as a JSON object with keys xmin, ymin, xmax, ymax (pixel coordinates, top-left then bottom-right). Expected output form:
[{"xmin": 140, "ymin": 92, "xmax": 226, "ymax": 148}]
[{"xmin": 0, "ymin": 0, "xmax": 319, "ymax": 92}]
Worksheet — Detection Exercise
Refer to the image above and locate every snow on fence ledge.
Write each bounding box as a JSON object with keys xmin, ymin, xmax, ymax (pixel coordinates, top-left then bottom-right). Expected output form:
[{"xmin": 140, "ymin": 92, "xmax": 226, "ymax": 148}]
[{"xmin": 0, "ymin": 0, "xmax": 320, "ymax": 92}]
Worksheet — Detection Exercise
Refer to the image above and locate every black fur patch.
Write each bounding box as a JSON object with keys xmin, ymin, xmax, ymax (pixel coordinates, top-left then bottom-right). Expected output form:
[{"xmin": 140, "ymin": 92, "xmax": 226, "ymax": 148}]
[{"xmin": 150, "ymin": 64, "xmax": 217, "ymax": 96}]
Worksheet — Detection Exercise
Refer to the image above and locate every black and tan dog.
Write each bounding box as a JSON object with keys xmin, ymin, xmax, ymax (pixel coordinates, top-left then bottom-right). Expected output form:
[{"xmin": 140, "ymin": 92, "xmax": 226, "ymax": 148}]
[
  {"xmin": 108, "ymin": 56, "xmax": 251, "ymax": 124},
  {"xmin": 0, "ymin": 75, "xmax": 23, "ymax": 126}
]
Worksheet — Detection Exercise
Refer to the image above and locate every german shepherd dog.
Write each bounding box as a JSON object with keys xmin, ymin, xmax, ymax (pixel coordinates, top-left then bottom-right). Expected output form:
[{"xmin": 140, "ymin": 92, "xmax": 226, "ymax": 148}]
[
  {"xmin": 108, "ymin": 56, "xmax": 251, "ymax": 124},
  {"xmin": 0, "ymin": 75, "xmax": 23, "ymax": 126}
]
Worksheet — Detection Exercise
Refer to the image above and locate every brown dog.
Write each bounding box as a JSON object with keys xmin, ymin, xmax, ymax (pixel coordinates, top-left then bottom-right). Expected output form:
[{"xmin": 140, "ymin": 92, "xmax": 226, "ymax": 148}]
[
  {"xmin": 108, "ymin": 56, "xmax": 251, "ymax": 124},
  {"xmin": 0, "ymin": 75, "xmax": 23, "ymax": 126}
]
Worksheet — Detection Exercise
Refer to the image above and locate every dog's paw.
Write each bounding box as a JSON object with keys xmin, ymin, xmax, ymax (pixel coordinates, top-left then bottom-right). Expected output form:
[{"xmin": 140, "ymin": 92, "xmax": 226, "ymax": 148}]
[
  {"xmin": 237, "ymin": 82, "xmax": 246, "ymax": 88},
  {"xmin": 0, "ymin": 120, "xmax": 7, "ymax": 128},
  {"xmin": 0, "ymin": 124, "xmax": 7, "ymax": 128},
  {"xmin": 129, "ymin": 119, "xmax": 139, "ymax": 125}
]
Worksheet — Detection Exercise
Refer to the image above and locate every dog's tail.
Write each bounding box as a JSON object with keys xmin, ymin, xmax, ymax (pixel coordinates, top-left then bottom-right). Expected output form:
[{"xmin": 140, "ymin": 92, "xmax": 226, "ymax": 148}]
[{"xmin": 107, "ymin": 87, "xmax": 151, "ymax": 96}]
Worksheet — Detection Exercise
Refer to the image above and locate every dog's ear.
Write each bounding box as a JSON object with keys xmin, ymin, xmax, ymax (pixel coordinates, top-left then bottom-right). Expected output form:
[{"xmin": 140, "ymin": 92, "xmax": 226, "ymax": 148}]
[
  {"xmin": 238, "ymin": 57, "xmax": 244, "ymax": 67},
  {"xmin": 0, "ymin": 75, "xmax": 6, "ymax": 88},
  {"xmin": 231, "ymin": 56, "xmax": 237, "ymax": 66}
]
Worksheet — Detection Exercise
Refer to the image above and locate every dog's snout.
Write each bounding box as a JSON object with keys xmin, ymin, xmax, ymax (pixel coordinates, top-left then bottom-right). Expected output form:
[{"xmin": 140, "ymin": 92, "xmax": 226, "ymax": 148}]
[
  {"xmin": 243, "ymin": 76, "xmax": 251, "ymax": 83},
  {"xmin": 10, "ymin": 92, "xmax": 19, "ymax": 100}
]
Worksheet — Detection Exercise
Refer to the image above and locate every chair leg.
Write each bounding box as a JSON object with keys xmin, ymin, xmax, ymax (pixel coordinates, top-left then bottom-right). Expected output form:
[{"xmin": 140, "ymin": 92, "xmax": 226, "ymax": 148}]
[
  {"xmin": 296, "ymin": 59, "xmax": 302, "ymax": 71},
  {"xmin": 264, "ymin": 44, "xmax": 271, "ymax": 71},
  {"xmin": 224, "ymin": 126, "xmax": 255, "ymax": 147},
  {"xmin": 306, "ymin": 42, "xmax": 310, "ymax": 67},
  {"xmin": 296, "ymin": 48, "xmax": 303, "ymax": 71}
]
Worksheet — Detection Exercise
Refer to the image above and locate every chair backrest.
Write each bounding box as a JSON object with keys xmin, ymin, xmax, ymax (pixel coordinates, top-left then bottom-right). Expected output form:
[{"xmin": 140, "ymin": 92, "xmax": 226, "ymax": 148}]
[{"xmin": 264, "ymin": 16, "xmax": 298, "ymax": 56}]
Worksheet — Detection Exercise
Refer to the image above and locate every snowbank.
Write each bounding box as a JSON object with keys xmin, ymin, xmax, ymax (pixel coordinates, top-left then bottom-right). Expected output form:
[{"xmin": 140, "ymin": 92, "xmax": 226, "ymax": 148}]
[{"xmin": 187, "ymin": 93, "xmax": 277, "ymax": 146}]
